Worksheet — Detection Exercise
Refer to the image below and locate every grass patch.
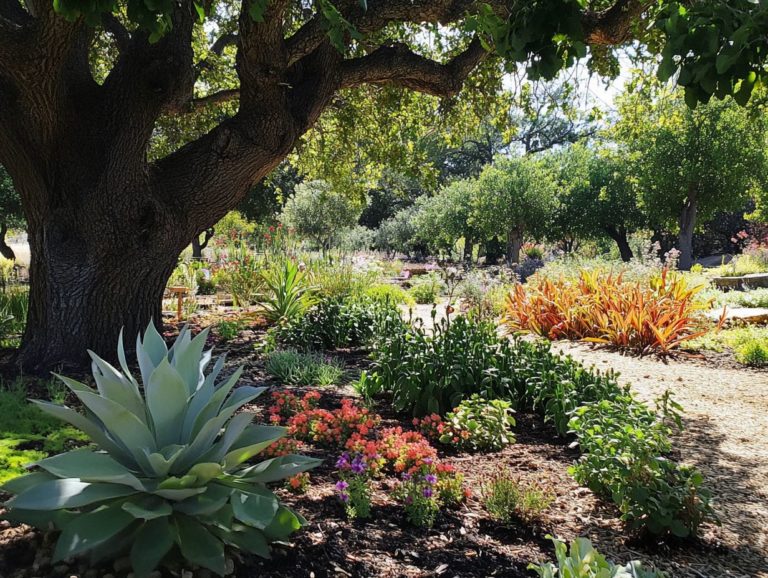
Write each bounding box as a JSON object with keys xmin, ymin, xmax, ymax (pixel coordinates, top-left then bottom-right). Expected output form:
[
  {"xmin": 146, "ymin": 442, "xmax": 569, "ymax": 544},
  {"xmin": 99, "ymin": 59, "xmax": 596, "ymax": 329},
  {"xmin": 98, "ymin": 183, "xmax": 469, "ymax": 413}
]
[
  {"xmin": 264, "ymin": 349, "xmax": 346, "ymax": 386},
  {"xmin": 0, "ymin": 380, "xmax": 89, "ymax": 484}
]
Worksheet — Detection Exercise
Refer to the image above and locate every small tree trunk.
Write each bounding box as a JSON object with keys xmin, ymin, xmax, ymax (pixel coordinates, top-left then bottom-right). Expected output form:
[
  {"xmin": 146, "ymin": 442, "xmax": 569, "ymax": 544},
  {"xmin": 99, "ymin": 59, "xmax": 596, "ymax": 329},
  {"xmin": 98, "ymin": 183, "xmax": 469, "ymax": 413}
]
[
  {"xmin": 0, "ymin": 224, "xmax": 15, "ymax": 261},
  {"xmin": 191, "ymin": 236, "xmax": 203, "ymax": 260},
  {"xmin": 678, "ymin": 195, "xmax": 698, "ymax": 271},
  {"xmin": 506, "ymin": 228, "xmax": 523, "ymax": 265},
  {"xmin": 463, "ymin": 234, "xmax": 473, "ymax": 264},
  {"xmin": 604, "ymin": 225, "xmax": 634, "ymax": 262}
]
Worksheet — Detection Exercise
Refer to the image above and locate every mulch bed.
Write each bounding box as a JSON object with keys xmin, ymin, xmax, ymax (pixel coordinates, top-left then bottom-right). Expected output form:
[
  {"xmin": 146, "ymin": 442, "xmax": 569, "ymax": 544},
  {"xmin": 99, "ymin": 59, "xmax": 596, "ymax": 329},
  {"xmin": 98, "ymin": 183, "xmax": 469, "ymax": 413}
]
[{"xmin": 0, "ymin": 325, "xmax": 750, "ymax": 578}]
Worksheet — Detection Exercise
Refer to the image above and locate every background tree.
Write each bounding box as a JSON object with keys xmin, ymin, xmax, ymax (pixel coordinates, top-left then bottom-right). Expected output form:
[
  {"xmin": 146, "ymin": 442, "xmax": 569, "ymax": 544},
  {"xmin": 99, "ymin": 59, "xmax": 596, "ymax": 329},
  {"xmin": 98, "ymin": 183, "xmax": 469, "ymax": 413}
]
[
  {"xmin": 551, "ymin": 144, "xmax": 644, "ymax": 261},
  {"xmin": 473, "ymin": 156, "xmax": 558, "ymax": 264},
  {"xmin": 0, "ymin": 165, "xmax": 24, "ymax": 260},
  {"xmin": 614, "ymin": 80, "xmax": 767, "ymax": 269},
  {"xmin": 0, "ymin": 0, "xmax": 765, "ymax": 368},
  {"xmin": 280, "ymin": 180, "xmax": 362, "ymax": 251}
]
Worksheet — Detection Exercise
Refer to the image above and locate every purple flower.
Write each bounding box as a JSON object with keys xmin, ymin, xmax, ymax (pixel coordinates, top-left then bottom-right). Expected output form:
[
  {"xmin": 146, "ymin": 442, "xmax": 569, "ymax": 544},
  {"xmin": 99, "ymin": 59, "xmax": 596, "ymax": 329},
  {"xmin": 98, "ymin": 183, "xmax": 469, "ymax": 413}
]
[
  {"xmin": 335, "ymin": 455, "xmax": 349, "ymax": 469},
  {"xmin": 401, "ymin": 473, "xmax": 411, "ymax": 481},
  {"xmin": 422, "ymin": 458, "xmax": 433, "ymax": 465},
  {"xmin": 338, "ymin": 492, "xmax": 350, "ymax": 503},
  {"xmin": 422, "ymin": 487, "xmax": 433, "ymax": 498},
  {"xmin": 424, "ymin": 474, "xmax": 437, "ymax": 485},
  {"xmin": 351, "ymin": 456, "xmax": 366, "ymax": 474},
  {"xmin": 335, "ymin": 480, "xmax": 349, "ymax": 492}
]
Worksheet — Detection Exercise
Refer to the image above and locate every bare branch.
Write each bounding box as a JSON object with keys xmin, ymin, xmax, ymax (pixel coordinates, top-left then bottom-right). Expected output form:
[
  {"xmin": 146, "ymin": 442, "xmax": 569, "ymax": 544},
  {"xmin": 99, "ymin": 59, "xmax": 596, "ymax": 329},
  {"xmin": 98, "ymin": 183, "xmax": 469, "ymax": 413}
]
[
  {"xmin": 185, "ymin": 88, "xmax": 240, "ymax": 111},
  {"xmin": 210, "ymin": 32, "xmax": 238, "ymax": 56},
  {"xmin": 340, "ymin": 37, "xmax": 487, "ymax": 97}
]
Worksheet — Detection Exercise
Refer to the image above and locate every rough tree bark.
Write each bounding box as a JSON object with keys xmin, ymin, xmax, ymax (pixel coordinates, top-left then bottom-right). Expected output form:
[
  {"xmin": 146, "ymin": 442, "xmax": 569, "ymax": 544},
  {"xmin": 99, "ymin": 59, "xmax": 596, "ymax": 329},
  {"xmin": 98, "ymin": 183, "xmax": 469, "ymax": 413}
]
[
  {"xmin": 0, "ymin": 224, "xmax": 15, "ymax": 260},
  {"xmin": 604, "ymin": 224, "xmax": 633, "ymax": 262},
  {"xmin": 506, "ymin": 227, "xmax": 523, "ymax": 265},
  {"xmin": 678, "ymin": 192, "xmax": 698, "ymax": 271},
  {"xmin": 0, "ymin": 0, "xmax": 644, "ymax": 371}
]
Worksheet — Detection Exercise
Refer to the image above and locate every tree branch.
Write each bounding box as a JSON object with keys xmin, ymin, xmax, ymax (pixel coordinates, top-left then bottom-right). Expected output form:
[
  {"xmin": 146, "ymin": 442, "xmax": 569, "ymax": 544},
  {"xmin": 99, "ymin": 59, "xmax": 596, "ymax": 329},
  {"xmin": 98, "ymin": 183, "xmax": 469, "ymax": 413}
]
[
  {"xmin": 0, "ymin": 0, "xmax": 29, "ymax": 28},
  {"xmin": 583, "ymin": 0, "xmax": 651, "ymax": 45},
  {"xmin": 340, "ymin": 37, "xmax": 487, "ymax": 97},
  {"xmin": 186, "ymin": 88, "xmax": 240, "ymax": 111},
  {"xmin": 102, "ymin": 13, "xmax": 130, "ymax": 52}
]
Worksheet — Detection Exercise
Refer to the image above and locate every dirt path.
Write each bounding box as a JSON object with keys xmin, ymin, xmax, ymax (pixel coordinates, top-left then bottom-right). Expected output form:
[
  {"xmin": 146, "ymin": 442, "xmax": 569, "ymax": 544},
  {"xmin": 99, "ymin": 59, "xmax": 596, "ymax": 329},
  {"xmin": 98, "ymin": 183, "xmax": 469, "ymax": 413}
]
[{"xmin": 550, "ymin": 342, "xmax": 768, "ymax": 577}]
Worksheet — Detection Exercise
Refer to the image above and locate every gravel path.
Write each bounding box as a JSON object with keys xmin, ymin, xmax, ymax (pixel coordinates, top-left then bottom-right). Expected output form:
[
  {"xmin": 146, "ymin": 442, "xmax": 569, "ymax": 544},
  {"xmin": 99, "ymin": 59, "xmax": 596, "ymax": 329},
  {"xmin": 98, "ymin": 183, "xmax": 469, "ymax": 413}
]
[{"xmin": 550, "ymin": 342, "xmax": 768, "ymax": 577}]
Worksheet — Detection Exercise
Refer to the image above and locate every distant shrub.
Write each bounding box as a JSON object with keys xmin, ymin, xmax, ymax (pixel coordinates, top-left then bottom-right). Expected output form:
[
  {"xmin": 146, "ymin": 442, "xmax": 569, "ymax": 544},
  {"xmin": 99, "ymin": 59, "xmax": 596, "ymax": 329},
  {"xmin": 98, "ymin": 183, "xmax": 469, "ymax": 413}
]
[
  {"xmin": 735, "ymin": 339, "xmax": 768, "ymax": 366},
  {"xmin": 409, "ymin": 272, "xmax": 443, "ymax": 304},
  {"xmin": 364, "ymin": 283, "xmax": 415, "ymax": 307}
]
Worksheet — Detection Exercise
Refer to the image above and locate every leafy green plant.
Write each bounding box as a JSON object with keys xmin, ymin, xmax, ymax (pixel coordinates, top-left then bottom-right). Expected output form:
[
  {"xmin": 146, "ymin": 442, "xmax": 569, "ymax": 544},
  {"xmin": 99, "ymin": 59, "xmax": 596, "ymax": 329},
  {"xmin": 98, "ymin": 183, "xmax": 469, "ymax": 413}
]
[
  {"xmin": 529, "ymin": 536, "xmax": 666, "ymax": 578},
  {"xmin": 260, "ymin": 259, "xmax": 316, "ymax": 324},
  {"xmin": 735, "ymin": 339, "xmax": 768, "ymax": 367},
  {"xmin": 218, "ymin": 247, "xmax": 264, "ymax": 307},
  {"xmin": 273, "ymin": 296, "xmax": 398, "ymax": 350},
  {"xmin": 440, "ymin": 395, "xmax": 515, "ymax": 452},
  {"xmin": 408, "ymin": 272, "xmax": 444, "ymax": 304},
  {"xmin": 569, "ymin": 395, "xmax": 714, "ymax": 537},
  {"xmin": 482, "ymin": 471, "xmax": 553, "ymax": 524},
  {"xmin": 2, "ymin": 323, "xmax": 319, "ymax": 576},
  {"xmin": 264, "ymin": 349, "xmax": 345, "ymax": 387},
  {"xmin": 216, "ymin": 318, "xmax": 245, "ymax": 342}
]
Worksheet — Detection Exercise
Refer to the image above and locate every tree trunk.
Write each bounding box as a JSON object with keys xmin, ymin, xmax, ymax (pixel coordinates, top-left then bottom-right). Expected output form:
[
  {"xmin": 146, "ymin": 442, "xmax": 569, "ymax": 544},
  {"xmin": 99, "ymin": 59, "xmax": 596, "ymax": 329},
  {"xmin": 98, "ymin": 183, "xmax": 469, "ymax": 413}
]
[
  {"xmin": 463, "ymin": 234, "xmax": 473, "ymax": 264},
  {"xmin": 604, "ymin": 225, "xmax": 633, "ymax": 262},
  {"xmin": 191, "ymin": 236, "xmax": 203, "ymax": 260},
  {"xmin": 506, "ymin": 228, "xmax": 523, "ymax": 265},
  {"xmin": 0, "ymin": 224, "xmax": 15, "ymax": 261},
  {"xmin": 678, "ymin": 195, "xmax": 698, "ymax": 271},
  {"xmin": 19, "ymin": 206, "xmax": 186, "ymax": 372}
]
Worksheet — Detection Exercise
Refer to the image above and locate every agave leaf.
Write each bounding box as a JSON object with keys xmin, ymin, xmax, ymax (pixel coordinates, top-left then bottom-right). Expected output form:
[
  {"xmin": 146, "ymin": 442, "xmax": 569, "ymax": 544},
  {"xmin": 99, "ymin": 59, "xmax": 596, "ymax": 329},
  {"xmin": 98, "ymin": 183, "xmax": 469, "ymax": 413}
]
[
  {"xmin": 172, "ymin": 411, "xmax": 236, "ymax": 474},
  {"xmin": 137, "ymin": 321, "xmax": 168, "ymax": 385},
  {"xmin": 53, "ymin": 375, "xmax": 96, "ymax": 395},
  {"xmin": 8, "ymin": 479, "xmax": 138, "ymax": 510},
  {"xmin": 144, "ymin": 445, "xmax": 186, "ymax": 477},
  {"xmin": 146, "ymin": 358, "xmax": 189, "ymax": 448},
  {"xmin": 35, "ymin": 450, "xmax": 144, "ymax": 490},
  {"xmin": 187, "ymin": 462, "xmax": 224, "ymax": 485},
  {"xmin": 262, "ymin": 505, "xmax": 303, "ymax": 541},
  {"xmin": 202, "ymin": 412, "xmax": 254, "ymax": 464},
  {"xmin": 239, "ymin": 455, "xmax": 322, "ymax": 484},
  {"xmin": 30, "ymin": 401, "xmax": 135, "ymax": 468},
  {"xmin": 231, "ymin": 486, "xmax": 279, "ymax": 529},
  {"xmin": 117, "ymin": 329, "xmax": 138, "ymax": 386},
  {"xmin": 168, "ymin": 324, "xmax": 191, "ymax": 362},
  {"xmin": 174, "ymin": 483, "xmax": 232, "ymax": 516},
  {"xmin": 222, "ymin": 385, "xmax": 266, "ymax": 412},
  {"xmin": 1, "ymin": 471, "xmax": 56, "ymax": 494},
  {"xmin": 88, "ymin": 352, "xmax": 146, "ymax": 424},
  {"xmin": 212, "ymin": 524, "xmax": 270, "ymax": 558},
  {"xmin": 152, "ymin": 487, "xmax": 207, "ymax": 501},
  {"xmin": 53, "ymin": 506, "xmax": 136, "ymax": 562},
  {"xmin": 175, "ymin": 515, "xmax": 227, "ymax": 576},
  {"xmin": 72, "ymin": 391, "xmax": 157, "ymax": 462},
  {"xmin": 222, "ymin": 425, "xmax": 286, "ymax": 469},
  {"xmin": 130, "ymin": 516, "xmax": 176, "ymax": 577},
  {"xmin": 1, "ymin": 507, "xmax": 77, "ymax": 529},
  {"xmin": 181, "ymin": 354, "xmax": 226, "ymax": 441},
  {"xmin": 173, "ymin": 328, "xmax": 211, "ymax": 394},
  {"xmin": 189, "ymin": 367, "xmax": 244, "ymax": 438},
  {"xmin": 121, "ymin": 496, "xmax": 173, "ymax": 520}
]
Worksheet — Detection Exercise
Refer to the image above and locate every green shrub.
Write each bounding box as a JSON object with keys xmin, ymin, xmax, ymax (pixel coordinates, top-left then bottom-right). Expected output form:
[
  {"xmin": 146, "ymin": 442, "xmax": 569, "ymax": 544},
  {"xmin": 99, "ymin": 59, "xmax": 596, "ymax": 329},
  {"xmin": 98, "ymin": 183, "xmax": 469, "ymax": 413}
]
[
  {"xmin": 273, "ymin": 297, "xmax": 399, "ymax": 351},
  {"xmin": 440, "ymin": 395, "xmax": 515, "ymax": 452},
  {"xmin": 408, "ymin": 272, "xmax": 443, "ymax": 304},
  {"xmin": 216, "ymin": 318, "xmax": 245, "ymax": 342},
  {"xmin": 264, "ymin": 349, "xmax": 345, "ymax": 386},
  {"xmin": 2, "ymin": 323, "xmax": 319, "ymax": 576},
  {"xmin": 530, "ymin": 537, "xmax": 666, "ymax": 578},
  {"xmin": 569, "ymin": 395, "xmax": 714, "ymax": 537},
  {"xmin": 735, "ymin": 339, "xmax": 768, "ymax": 366},
  {"xmin": 363, "ymin": 283, "xmax": 415, "ymax": 306},
  {"xmin": 482, "ymin": 471, "xmax": 553, "ymax": 523}
]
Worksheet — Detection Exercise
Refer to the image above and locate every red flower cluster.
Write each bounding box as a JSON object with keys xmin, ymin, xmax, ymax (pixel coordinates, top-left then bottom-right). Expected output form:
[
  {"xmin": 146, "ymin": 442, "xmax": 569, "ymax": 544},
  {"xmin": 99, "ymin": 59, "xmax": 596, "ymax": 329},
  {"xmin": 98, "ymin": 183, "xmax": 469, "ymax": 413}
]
[
  {"xmin": 413, "ymin": 414, "xmax": 444, "ymax": 440},
  {"xmin": 262, "ymin": 436, "xmax": 301, "ymax": 459},
  {"xmin": 288, "ymin": 399, "xmax": 380, "ymax": 447},
  {"xmin": 267, "ymin": 390, "xmax": 322, "ymax": 425},
  {"xmin": 377, "ymin": 427, "xmax": 438, "ymax": 475}
]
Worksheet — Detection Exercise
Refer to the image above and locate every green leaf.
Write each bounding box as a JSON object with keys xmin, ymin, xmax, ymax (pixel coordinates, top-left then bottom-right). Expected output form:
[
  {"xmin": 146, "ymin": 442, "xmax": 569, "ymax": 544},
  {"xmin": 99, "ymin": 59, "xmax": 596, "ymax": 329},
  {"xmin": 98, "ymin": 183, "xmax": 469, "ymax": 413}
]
[
  {"xmin": 88, "ymin": 352, "xmax": 146, "ymax": 422},
  {"xmin": 172, "ymin": 327, "xmax": 210, "ymax": 394},
  {"xmin": 213, "ymin": 525, "xmax": 271, "ymax": 558},
  {"xmin": 8, "ymin": 479, "xmax": 138, "ymax": 510},
  {"xmin": 175, "ymin": 515, "xmax": 227, "ymax": 575},
  {"xmin": 35, "ymin": 450, "xmax": 144, "ymax": 490},
  {"xmin": 130, "ymin": 517, "xmax": 176, "ymax": 577},
  {"xmin": 262, "ymin": 506, "xmax": 303, "ymax": 541},
  {"xmin": 231, "ymin": 487, "xmax": 279, "ymax": 529},
  {"xmin": 174, "ymin": 483, "xmax": 232, "ymax": 516},
  {"xmin": 53, "ymin": 506, "xmax": 135, "ymax": 562},
  {"xmin": 239, "ymin": 454, "xmax": 322, "ymax": 483},
  {"xmin": 146, "ymin": 357, "xmax": 189, "ymax": 448},
  {"xmin": 222, "ymin": 424, "xmax": 285, "ymax": 468},
  {"xmin": 122, "ymin": 497, "xmax": 173, "ymax": 520},
  {"xmin": 1, "ymin": 471, "xmax": 56, "ymax": 494}
]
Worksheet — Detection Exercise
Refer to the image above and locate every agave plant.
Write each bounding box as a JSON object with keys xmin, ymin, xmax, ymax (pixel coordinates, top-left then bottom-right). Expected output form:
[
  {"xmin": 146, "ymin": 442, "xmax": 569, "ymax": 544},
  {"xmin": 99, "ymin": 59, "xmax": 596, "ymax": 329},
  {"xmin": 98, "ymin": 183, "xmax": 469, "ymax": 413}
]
[
  {"xmin": 260, "ymin": 259, "xmax": 316, "ymax": 324},
  {"xmin": 1, "ymin": 322, "xmax": 319, "ymax": 576}
]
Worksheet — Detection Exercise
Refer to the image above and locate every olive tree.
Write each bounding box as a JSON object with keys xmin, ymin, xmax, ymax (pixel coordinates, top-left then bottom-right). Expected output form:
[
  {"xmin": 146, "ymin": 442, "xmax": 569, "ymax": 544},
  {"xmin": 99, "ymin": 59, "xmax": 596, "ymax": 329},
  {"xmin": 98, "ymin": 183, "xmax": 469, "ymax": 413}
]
[{"xmin": 0, "ymin": 0, "xmax": 765, "ymax": 368}]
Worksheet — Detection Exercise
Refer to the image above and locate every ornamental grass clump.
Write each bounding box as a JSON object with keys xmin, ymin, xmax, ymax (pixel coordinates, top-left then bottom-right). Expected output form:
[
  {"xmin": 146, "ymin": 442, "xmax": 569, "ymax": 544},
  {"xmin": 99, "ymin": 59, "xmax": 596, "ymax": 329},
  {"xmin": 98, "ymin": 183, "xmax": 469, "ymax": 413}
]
[
  {"xmin": 503, "ymin": 268, "xmax": 719, "ymax": 354},
  {"xmin": 1, "ymin": 322, "xmax": 319, "ymax": 577}
]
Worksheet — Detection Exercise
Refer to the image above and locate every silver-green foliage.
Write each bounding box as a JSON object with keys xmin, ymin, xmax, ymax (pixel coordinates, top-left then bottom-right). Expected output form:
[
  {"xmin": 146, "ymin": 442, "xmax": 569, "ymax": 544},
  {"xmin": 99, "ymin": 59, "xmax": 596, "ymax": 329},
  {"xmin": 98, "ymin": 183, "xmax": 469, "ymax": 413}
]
[
  {"xmin": 2, "ymin": 322, "xmax": 320, "ymax": 576},
  {"xmin": 529, "ymin": 537, "xmax": 666, "ymax": 578}
]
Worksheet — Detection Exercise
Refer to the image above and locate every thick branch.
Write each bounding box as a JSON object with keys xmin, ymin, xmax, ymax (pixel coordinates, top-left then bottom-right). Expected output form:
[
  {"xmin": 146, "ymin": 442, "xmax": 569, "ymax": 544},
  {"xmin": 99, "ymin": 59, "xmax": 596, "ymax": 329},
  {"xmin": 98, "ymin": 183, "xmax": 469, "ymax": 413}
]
[
  {"xmin": 340, "ymin": 37, "xmax": 487, "ymax": 97},
  {"xmin": 211, "ymin": 32, "xmax": 238, "ymax": 56},
  {"xmin": 583, "ymin": 0, "xmax": 650, "ymax": 45},
  {"xmin": 186, "ymin": 88, "xmax": 240, "ymax": 111},
  {"xmin": 102, "ymin": 13, "xmax": 130, "ymax": 52}
]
